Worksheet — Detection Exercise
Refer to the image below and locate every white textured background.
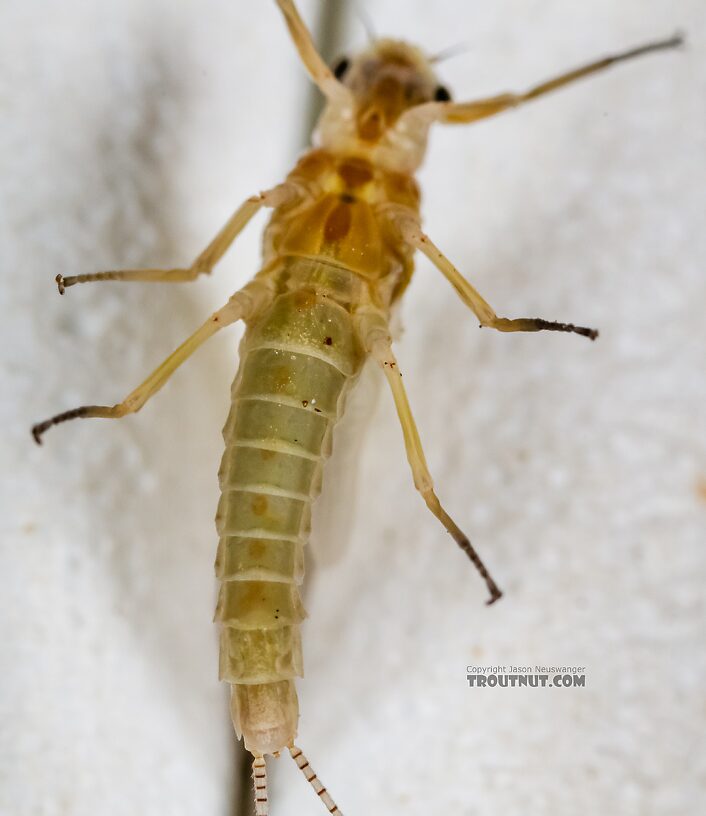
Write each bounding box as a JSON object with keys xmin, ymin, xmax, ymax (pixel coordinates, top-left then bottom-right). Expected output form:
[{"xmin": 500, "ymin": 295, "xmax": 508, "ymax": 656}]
[{"xmin": 1, "ymin": 2, "xmax": 705, "ymax": 816}]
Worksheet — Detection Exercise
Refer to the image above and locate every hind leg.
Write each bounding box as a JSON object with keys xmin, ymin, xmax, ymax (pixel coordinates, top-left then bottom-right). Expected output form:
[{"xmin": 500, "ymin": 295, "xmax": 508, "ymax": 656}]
[
  {"xmin": 32, "ymin": 281, "xmax": 273, "ymax": 443},
  {"xmin": 357, "ymin": 310, "xmax": 502, "ymax": 605}
]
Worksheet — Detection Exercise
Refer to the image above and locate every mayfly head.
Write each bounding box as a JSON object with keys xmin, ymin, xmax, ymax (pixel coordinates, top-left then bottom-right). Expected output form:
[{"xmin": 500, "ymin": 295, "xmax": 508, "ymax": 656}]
[
  {"xmin": 335, "ymin": 39, "xmax": 451, "ymax": 141},
  {"xmin": 316, "ymin": 38, "xmax": 451, "ymax": 173}
]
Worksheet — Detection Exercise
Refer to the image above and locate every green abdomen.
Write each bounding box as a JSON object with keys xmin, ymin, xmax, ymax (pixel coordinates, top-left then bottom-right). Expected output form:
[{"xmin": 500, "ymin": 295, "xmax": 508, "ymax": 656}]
[{"xmin": 214, "ymin": 270, "xmax": 364, "ymax": 753}]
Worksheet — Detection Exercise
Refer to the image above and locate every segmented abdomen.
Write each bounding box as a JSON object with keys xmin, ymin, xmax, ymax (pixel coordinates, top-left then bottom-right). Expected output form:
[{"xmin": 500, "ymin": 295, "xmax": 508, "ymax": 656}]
[{"xmin": 215, "ymin": 271, "xmax": 364, "ymax": 755}]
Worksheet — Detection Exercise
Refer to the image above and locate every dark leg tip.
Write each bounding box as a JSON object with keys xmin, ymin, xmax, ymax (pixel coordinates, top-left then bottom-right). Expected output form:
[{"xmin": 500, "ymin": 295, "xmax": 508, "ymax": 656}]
[
  {"xmin": 485, "ymin": 586, "xmax": 503, "ymax": 606},
  {"xmin": 55, "ymin": 274, "xmax": 65, "ymax": 295},
  {"xmin": 670, "ymin": 31, "xmax": 686, "ymax": 49},
  {"xmin": 31, "ymin": 424, "xmax": 44, "ymax": 445},
  {"xmin": 536, "ymin": 319, "xmax": 600, "ymax": 341}
]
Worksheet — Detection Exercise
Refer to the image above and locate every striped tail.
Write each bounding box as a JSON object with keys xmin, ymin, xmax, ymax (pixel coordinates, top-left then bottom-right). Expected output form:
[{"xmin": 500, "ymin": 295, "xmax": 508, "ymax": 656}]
[{"xmin": 290, "ymin": 745, "xmax": 344, "ymax": 815}]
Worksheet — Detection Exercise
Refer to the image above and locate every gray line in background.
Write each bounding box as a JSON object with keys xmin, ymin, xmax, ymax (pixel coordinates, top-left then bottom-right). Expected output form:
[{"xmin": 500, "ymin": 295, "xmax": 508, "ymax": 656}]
[
  {"xmin": 233, "ymin": 2, "xmax": 352, "ymax": 813},
  {"xmin": 300, "ymin": 0, "xmax": 354, "ymax": 146},
  {"xmin": 234, "ymin": 732, "xmax": 254, "ymax": 816}
]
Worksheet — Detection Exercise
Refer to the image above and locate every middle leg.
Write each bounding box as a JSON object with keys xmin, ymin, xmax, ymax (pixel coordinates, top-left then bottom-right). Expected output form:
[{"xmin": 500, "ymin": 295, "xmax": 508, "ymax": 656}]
[
  {"xmin": 388, "ymin": 210, "xmax": 598, "ymax": 340},
  {"xmin": 56, "ymin": 184, "xmax": 297, "ymax": 293}
]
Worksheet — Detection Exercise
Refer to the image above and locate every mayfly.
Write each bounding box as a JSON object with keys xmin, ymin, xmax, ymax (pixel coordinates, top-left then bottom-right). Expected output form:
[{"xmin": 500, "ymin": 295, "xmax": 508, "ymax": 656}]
[{"xmin": 32, "ymin": 2, "xmax": 683, "ymax": 813}]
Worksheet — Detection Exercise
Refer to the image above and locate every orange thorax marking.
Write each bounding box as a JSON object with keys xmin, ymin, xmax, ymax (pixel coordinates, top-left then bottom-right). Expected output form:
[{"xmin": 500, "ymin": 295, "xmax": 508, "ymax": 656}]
[
  {"xmin": 338, "ymin": 157, "xmax": 374, "ymax": 189},
  {"xmin": 278, "ymin": 194, "xmax": 383, "ymax": 277},
  {"xmin": 273, "ymin": 149, "xmax": 420, "ymax": 281},
  {"xmin": 323, "ymin": 201, "xmax": 353, "ymax": 243}
]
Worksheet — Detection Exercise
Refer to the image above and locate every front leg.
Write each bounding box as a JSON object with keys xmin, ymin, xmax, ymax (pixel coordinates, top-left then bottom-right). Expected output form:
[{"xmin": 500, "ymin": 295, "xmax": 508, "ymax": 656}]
[
  {"xmin": 274, "ymin": 0, "xmax": 351, "ymax": 104},
  {"xmin": 56, "ymin": 184, "xmax": 298, "ymax": 294},
  {"xmin": 442, "ymin": 34, "xmax": 683, "ymax": 124},
  {"xmin": 389, "ymin": 209, "xmax": 598, "ymax": 341},
  {"xmin": 402, "ymin": 34, "xmax": 683, "ymax": 129}
]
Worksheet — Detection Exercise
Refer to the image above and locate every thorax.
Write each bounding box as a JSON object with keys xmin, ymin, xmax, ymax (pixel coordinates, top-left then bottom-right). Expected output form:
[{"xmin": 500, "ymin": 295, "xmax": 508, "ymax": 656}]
[{"xmin": 262, "ymin": 149, "xmax": 420, "ymax": 309}]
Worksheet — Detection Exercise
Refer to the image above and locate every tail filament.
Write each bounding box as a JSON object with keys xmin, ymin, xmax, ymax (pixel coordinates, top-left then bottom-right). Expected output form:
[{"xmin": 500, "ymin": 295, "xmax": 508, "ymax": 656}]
[
  {"xmin": 252, "ymin": 756, "xmax": 269, "ymax": 816},
  {"xmin": 289, "ymin": 744, "xmax": 343, "ymax": 814}
]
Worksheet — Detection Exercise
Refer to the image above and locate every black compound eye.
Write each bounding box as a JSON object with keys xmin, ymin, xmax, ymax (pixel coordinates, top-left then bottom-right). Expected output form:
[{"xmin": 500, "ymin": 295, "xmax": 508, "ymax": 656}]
[
  {"xmin": 434, "ymin": 85, "xmax": 452, "ymax": 102},
  {"xmin": 333, "ymin": 57, "xmax": 350, "ymax": 80}
]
